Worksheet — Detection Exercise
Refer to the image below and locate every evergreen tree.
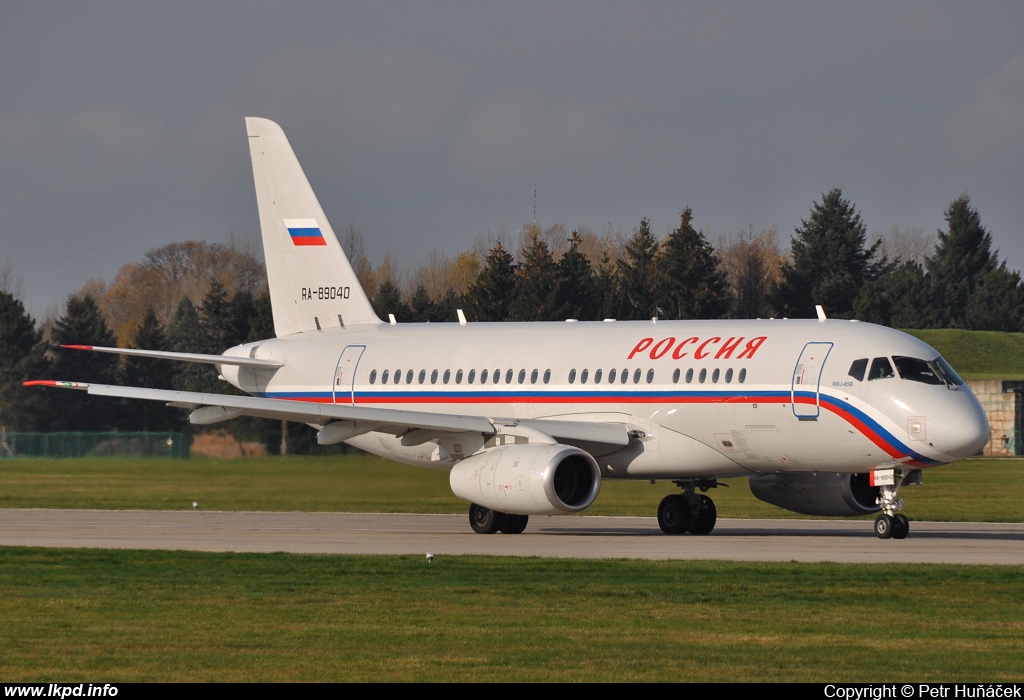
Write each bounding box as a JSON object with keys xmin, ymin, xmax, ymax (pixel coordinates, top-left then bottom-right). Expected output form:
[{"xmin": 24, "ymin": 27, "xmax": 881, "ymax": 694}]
[
  {"xmin": 246, "ymin": 292, "xmax": 275, "ymax": 342},
  {"xmin": 557, "ymin": 231, "xmax": 598, "ymax": 321},
  {"xmin": 371, "ymin": 279, "xmax": 411, "ymax": 321},
  {"xmin": 227, "ymin": 290, "xmax": 257, "ymax": 347},
  {"xmin": 924, "ymin": 194, "xmax": 999, "ymax": 328},
  {"xmin": 617, "ymin": 218, "xmax": 660, "ymax": 320},
  {"xmin": 654, "ymin": 208, "xmax": 730, "ymax": 320},
  {"xmin": 0, "ymin": 291, "xmax": 50, "ymax": 431},
  {"xmin": 465, "ymin": 241, "xmax": 518, "ymax": 321},
  {"xmin": 198, "ymin": 280, "xmax": 231, "ymax": 354},
  {"xmin": 165, "ymin": 297, "xmax": 214, "ymax": 393},
  {"xmin": 852, "ymin": 260, "xmax": 928, "ymax": 328},
  {"xmin": 964, "ymin": 264, "xmax": 1024, "ymax": 332},
  {"xmin": 511, "ymin": 231, "xmax": 561, "ymax": 321},
  {"xmin": 408, "ymin": 285, "xmax": 436, "ymax": 323},
  {"xmin": 49, "ymin": 294, "xmax": 121, "ymax": 431},
  {"xmin": 774, "ymin": 188, "xmax": 881, "ymax": 318},
  {"xmin": 118, "ymin": 308, "xmax": 181, "ymax": 430},
  {"xmin": 433, "ymin": 289, "xmax": 462, "ymax": 323}
]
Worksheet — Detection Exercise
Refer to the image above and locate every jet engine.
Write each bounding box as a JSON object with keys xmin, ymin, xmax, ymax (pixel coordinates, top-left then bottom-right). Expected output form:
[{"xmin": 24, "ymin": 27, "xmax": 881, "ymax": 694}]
[
  {"xmin": 449, "ymin": 443, "xmax": 601, "ymax": 516},
  {"xmin": 748, "ymin": 472, "xmax": 880, "ymax": 517}
]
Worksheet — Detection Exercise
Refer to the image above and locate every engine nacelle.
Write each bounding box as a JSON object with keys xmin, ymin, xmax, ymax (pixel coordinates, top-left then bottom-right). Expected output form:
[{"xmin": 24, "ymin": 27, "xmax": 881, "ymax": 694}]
[
  {"xmin": 449, "ymin": 444, "xmax": 601, "ymax": 516},
  {"xmin": 748, "ymin": 472, "xmax": 880, "ymax": 517}
]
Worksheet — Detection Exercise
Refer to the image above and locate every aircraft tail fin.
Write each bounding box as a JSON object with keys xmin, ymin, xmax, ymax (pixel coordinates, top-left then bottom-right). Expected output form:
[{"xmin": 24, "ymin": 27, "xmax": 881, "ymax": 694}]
[{"xmin": 245, "ymin": 117, "xmax": 381, "ymax": 336}]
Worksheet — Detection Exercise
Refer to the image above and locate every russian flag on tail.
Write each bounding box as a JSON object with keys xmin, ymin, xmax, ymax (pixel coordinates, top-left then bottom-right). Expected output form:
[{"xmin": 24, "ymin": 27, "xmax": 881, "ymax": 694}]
[{"xmin": 284, "ymin": 218, "xmax": 326, "ymax": 246}]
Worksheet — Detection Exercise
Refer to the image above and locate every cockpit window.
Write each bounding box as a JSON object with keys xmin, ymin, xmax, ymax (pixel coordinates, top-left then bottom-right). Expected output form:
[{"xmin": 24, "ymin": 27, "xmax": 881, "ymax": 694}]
[
  {"xmin": 892, "ymin": 355, "xmax": 964, "ymax": 388},
  {"xmin": 868, "ymin": 357, "xmax": 894, "ymax": 380},
  {"xmin": 848, "ymin": 358, "xmax": 868, "ymax": 381},
  {"xmin": 893, "ymin": 356, "xmax": 943, "ymax": 385}
]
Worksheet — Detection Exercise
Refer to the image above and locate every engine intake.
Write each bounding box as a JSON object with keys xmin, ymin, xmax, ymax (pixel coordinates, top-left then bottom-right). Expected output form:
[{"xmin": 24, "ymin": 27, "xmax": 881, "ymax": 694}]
[
  {"xmin": 449, "ymin": 444, "xmax": 601, "ymax": 516},
  {"xmin": 748, "ymin": 472, "xmax": 880, "ymax": 517}
]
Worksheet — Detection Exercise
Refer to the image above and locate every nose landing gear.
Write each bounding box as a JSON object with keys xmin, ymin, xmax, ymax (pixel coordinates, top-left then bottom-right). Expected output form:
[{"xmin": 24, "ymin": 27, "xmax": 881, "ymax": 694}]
[{"xmin": 872, "ymin": 468, "xmax": 920, "ymax": 539}]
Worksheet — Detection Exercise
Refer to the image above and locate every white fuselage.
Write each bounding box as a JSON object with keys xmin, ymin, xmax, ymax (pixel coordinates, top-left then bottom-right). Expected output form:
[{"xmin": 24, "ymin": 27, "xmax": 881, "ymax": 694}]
[{"xmin": 221, "ymin": 318, "xmax": 989, "ymax": 480}]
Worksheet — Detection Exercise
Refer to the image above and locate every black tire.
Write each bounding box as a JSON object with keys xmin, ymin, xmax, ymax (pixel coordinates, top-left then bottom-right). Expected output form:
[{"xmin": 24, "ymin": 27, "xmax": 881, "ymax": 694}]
[
  {"xmin": 657, "ymin": 495, "xmax": 689, "ymax": 535},
  {"xmin": 874, "ymin": 514, "xmax": 894, "ymax": 539},
  {"xmin": 469, "ymin": 504, "xmax": 500, "ymax": 534},
  {"xmin": 892, "ymin": 513, "xmax": 909, "ymax": 540},
  {"xmin": 688, "ymin": 495, "xmax": 717, "ymax": 535},
  {"xmin": 498, "ymin": 513, "xmax": 529, "ymax": 534}
]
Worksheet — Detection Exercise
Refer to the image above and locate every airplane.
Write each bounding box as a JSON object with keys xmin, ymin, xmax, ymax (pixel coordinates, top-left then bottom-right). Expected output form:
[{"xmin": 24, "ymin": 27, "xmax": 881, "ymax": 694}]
[{"xmin": 28, "ymin": 117, "xmax": 990, "ymax": 540}]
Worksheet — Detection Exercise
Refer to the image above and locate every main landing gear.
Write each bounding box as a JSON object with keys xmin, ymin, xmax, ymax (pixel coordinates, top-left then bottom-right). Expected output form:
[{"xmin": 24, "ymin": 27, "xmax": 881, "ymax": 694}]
[
  {"xmin": 657, "ymin": 480, "xmax": 720, "ymax": 535},
  {"xmin": 469, "ymin": 504, "xmax": 529, "ymax": 534}
]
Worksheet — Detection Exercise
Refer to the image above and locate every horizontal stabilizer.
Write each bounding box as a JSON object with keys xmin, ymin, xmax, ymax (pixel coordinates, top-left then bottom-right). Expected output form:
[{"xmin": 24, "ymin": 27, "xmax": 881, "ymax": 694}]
[{"xmin": 62, "ymin": 345, "xmax": 283, "ymax": 368}]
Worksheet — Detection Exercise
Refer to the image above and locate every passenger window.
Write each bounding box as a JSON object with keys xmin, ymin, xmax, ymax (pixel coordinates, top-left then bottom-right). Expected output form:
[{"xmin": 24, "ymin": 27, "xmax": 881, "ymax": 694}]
[
  {"xmin": 581, "ymin": 369, "xmax": 589, "ymax": 384},
  {"xmin": 868, "ymin": 357, "xmax": 895, "ymax": 381},
  {"xmin": 531, "ymin": 369, "xmax": 538, "ymax": 384},
  {"xmin": 369, "ymin": 370, "xmax": 377, "ymax": 384},
  {"xmin": 431, "ymin": 369, "xmax": 438, "ymax": 384},
  {"xmin": 594, "ymin": 369, "xmax": 602, "ymax": 384},
  {"xmin": 848, "ymin": 358, "xmax": 868, "ymax": 382},
  {"xmin": 646, "ymin": 369, "xmax": 654, "ymax": 384},
  {"xmin": 518, "ymin": 369, "xmax": 526, "ymax": 384},
  {"xmin": 468, "ymin": 369, "xmax": 476, "ymax": 384},
  {"xmin": 699, "ymin": 368, "xmax": 707, "ymax": 383},
  {"xmin": 493, "ymin": 370, "xmax": 500, "ymax": 384},
  {"xmin": 725, "ymin": 368, "xmax": 733, "ymax": 383},
  {"xmin": 455, "ymin": 369, "xmax": 463, "ymax": 384},
  {"xmin": 621, "ymin": 369, "xmax": 628, "ymax": 384},
  {"xmin": 711, "ymin": 369, "xmax": 719, "ymax": 383},
  {"xmin": 609, "ymin": 369, "xmax": 617, "ymax": 383},
  {"xmin": 672, "ymin": 368, "xmax": 680, "ymax": 383},
  {"xmin": 394, "ymin": 370, "xmax": 401, "ymax": 384},
  {"xmin": 739, "ymin": 368, "xmax": 746, "ymax": 383},
  {"xmin": 481, "ymin": 369, "xmax": 489, "ymax": 383},
  {"xmin": 505, "ymin": 369, "xmax": 513, "ymax": 384},
  {"xmin": 633, "ymin": 369, "xmax": 641, "ymax": 384},
  {"xmin": 686, "ymin": 368, "xmax": 693, "ymax": 383},
  {"xmin": 418, "ymin": 369, "xmax": 426, "ymax": 384},
  {"xmin": 443, "ymin": 369, "xmax": 451, "ymax": 384},
  {"xmin": 543, "ymin": 369, "xmax": 551, "ymax": 384},
  {"xmin": 569, "ymin": 369, "xmax": 577, "ymax": 384},
  {"xmin": 406, "ymin": 370, "xmax": 413, "ymax": 384},
  {"xmin": 382, "ymin": 370, "xmax": 390, "ymax": 384}
]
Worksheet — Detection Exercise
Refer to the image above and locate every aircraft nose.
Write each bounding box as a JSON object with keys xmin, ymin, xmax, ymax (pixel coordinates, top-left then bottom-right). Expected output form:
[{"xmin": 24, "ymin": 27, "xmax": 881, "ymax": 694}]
[{"xmin": 930, "ymin": 393, "xmax": 990, "ymax": 459}]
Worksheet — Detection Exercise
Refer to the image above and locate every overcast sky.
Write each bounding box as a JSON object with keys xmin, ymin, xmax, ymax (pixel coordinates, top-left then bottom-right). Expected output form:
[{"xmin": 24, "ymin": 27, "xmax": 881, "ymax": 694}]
[{"xmin": 1, "ymin": 2, "xmax": 1022, "ymax": 317}]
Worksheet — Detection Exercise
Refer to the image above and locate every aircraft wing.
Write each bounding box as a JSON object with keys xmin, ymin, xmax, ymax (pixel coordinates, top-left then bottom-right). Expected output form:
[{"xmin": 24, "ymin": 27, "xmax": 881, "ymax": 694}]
[
  {"xmin": 25, "ymin": 381, "xmax": 630, "ymax": 447},
  {"xmin": 61, "ymin": 345, "xmax": 283, "ymax": 368}
]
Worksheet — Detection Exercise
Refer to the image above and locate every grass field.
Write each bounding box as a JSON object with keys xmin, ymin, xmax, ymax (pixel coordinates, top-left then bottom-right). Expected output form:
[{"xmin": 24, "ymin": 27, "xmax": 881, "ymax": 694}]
[
  {"xmin": 1, "ymin": 548, "xmax": 1021, "ymax": 682},
  {"xmin": 0, "ymin": 454, "xmax": 1021, "ymax": 522},
  {"xmin": 903, "ymin": 328, "xmax": 1024, "ymax": 380}
]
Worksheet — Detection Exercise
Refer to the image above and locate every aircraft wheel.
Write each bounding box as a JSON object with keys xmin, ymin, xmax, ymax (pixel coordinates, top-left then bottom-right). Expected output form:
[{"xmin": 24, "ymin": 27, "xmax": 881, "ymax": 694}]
[
  {"xmin": 688, "ymin": 495, "xmax": 717, "ymax": 535},
  {"xmin": 498, "ymin": 513, "xmax": 529, "ymax": 534},
  {"xmin": 469, "ymin": 504, "xmax": 500, "ymax": 534},
  {"xmin": 874, "ymin": 514, "xmax": 894, "ymax": 539},
  {"xmin": 657, "ymin": 495, "xmax": 690, "ymax": 534},
  {"xmin": 892, "ymin": 513, "xmax": 910, "ymax": 540}
]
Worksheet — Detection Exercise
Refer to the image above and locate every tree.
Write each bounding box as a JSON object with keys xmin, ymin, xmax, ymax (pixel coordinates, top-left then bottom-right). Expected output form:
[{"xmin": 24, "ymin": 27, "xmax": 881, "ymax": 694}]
[
  {"xmin": 465, "ymin": 241, "xmax": 518, "ymax": 322},
  {"xmin": 118, "ymin": 308, "xmax": 182, "ymax": 430},
  {"xmin": 165, "ymin": 297, "xmax": 214, "ymax": 393},
  {"xmin": 407, "ymin": 285, "xmax": 436, "ymax": 323},
  {"xmin": 511, "ymin": 230, "xmax": 561, "ymax": 321},
  {"xmin": 964, "ymin": 264, "xmax": 1024, "ymax": 332},
  {"xmin": 852, "ymin": 260, "xmax": 929, "ymax": 328},
  {"xmin": 49, "ymin": 294, "xmax": 121, "ymax": 431},
  {"xmin": 371, "ymin": 279, "xmax": 411, "ymax": 321},
  {"xmin": 557, "ymin": 231, "xmax": 598, "ymax": 321},
  {"xmin": 924, "ymin": 194, "xmax": 999, "ymax": 328},
  {"xmin": 654, "ymin": 208, "xmax": 730, "ymax": 320},
  {"xmin": 774, "ymin": 188, "xmax": 881, "ymax": 318},
  {"xmin": 718, "ymin": 226, "xmax": 783, "ymax": 319},
  {"xmin": 617, "ymin": 218, "xmax": 660, "ymax": 320},
  {"xmin": 0, "ymin": 291, "xmax": 49, "ymax": 432}
]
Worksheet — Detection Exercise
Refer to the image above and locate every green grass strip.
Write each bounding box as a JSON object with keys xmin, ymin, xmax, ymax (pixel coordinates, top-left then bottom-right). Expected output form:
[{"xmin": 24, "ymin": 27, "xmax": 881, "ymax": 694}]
[
  {"xmin": 0, "ymin": 548, "xmax": 1021, "ymax": 682},
  {"xmin": 1, "ymin": 455, "xmax": 1022, "ymax": 522}
]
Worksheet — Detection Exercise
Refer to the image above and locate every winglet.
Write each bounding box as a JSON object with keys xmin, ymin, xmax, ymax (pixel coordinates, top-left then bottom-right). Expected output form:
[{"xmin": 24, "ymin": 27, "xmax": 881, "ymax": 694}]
[{"xmin": 23, "ymin": 380, "xmax": 90, "ymax": 390}]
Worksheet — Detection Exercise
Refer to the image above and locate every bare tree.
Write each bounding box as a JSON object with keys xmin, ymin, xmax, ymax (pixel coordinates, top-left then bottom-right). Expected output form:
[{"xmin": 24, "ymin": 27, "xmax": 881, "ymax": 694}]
[{"xmin": 717, "ymin": 226, "xmax": 784, "ymax": 318}]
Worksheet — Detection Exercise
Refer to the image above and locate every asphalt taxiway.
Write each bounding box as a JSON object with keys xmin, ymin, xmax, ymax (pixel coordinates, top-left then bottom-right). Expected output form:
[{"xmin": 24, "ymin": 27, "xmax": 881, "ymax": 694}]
[{"xmin": 1, "ymin": 509, "xmax": 1022, "ymax": 564}]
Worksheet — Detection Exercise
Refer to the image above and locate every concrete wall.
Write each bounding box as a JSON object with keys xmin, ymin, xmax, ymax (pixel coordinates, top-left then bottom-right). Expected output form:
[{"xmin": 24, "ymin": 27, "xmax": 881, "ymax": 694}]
[{"xmin": 966, "ymin": 380, "xmax": 1021, "ymax": 457}]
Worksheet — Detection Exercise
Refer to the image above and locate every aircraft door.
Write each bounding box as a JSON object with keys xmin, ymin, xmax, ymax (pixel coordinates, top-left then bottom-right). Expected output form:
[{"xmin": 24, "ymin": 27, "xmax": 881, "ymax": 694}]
[
  {"xmin": 333, "ymin": 345, "xmax": 366, "ymax": 405},
  {"xmin": 791, "ymin": 342, "xmax": 833, "ymax": 418}
]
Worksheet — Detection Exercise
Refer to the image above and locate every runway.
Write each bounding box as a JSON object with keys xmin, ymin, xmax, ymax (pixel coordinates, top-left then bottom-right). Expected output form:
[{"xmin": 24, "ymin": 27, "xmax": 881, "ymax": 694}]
[{"xmin": 2, "ymin": 509, "xmax": 1023, "ymax": 564}]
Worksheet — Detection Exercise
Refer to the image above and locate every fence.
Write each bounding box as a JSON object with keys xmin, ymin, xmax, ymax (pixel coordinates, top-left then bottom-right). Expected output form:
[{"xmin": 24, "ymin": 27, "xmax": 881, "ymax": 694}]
[{"xmin": 0, "ymin": 431, "xmax": 189, "ymax": 459}]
